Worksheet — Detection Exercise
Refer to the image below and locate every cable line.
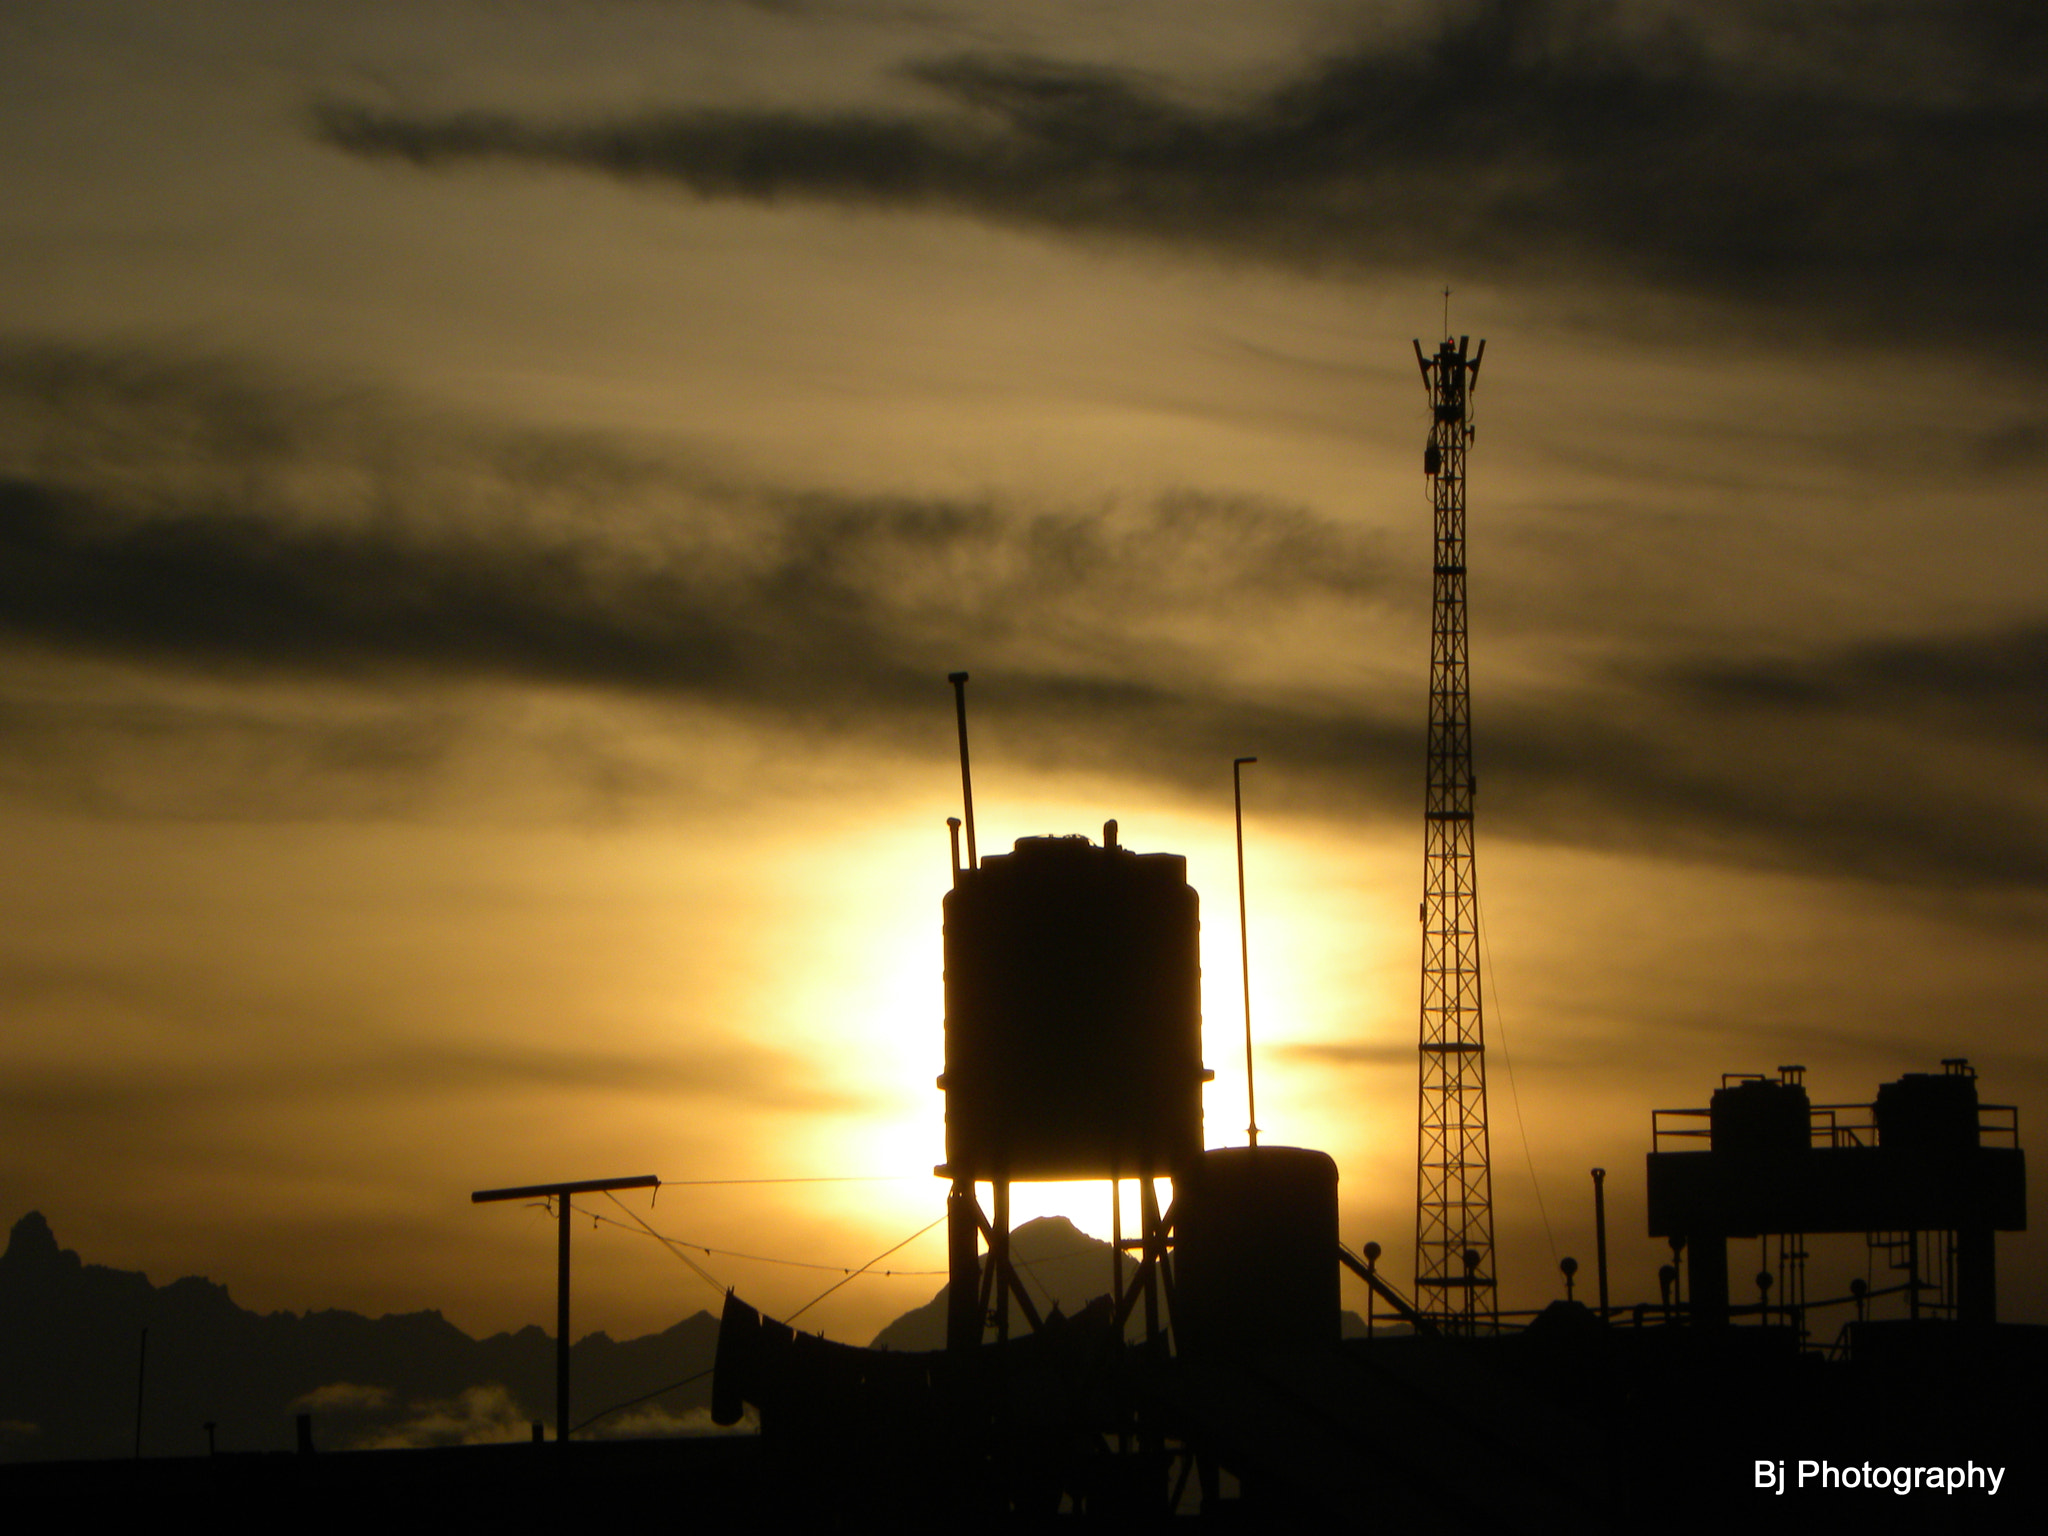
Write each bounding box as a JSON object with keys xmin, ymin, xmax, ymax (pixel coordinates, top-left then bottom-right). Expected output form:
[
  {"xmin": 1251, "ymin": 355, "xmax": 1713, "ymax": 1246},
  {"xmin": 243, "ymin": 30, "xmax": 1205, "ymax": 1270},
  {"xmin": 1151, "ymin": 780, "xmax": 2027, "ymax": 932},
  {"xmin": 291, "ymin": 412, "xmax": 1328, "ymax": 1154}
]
[
  {"xmin": 1476, "ymin": 885, "xmax": 1557, "ymax": 1265},
  {"xmin": 571, "ymin": 1367, "xmax": 713, "ymax": 1438},
  {"xmin": 568, "ymin": 1195, "xmax": 951, "ymax": 1294},
  {"xmin": 788, "ymin": 1213, "xmax": 949, "ymax": 1323},
  {"xmin": 585, "ymin": 1193, "xmax": 726, "ymax": 1298}
]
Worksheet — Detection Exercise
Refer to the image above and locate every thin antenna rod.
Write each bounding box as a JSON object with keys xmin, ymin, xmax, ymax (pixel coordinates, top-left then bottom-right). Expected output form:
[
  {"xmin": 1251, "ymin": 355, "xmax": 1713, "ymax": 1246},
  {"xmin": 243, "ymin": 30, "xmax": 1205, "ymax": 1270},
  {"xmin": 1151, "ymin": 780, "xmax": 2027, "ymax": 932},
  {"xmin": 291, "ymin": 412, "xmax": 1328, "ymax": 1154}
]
[
  {"xmin": 948, "ymin": 672, "xmax": 977, "ymax": 870},
  {"xmin": 1234, "ymin": 756, "xmax": 1259, "ymax": 1148}
]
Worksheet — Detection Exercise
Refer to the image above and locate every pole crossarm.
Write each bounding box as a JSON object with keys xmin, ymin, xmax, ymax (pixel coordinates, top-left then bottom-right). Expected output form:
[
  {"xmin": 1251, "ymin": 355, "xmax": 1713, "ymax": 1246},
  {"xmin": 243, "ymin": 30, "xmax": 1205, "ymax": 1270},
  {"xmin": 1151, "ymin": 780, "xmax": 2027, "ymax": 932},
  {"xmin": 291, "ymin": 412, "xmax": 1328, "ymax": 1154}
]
[{"xmin": 471, "ymin": 1174, "xmax": 660, "ymax": 1204}]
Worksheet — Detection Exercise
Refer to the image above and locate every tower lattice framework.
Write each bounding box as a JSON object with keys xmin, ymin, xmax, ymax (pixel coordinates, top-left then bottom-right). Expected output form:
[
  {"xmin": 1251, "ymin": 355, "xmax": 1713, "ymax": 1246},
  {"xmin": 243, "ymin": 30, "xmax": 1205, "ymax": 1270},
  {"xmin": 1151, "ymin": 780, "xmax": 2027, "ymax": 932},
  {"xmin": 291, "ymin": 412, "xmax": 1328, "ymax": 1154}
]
[{"xmin": 1413, "ymin": 332, "xmax": 1496, "ymax": 1333}]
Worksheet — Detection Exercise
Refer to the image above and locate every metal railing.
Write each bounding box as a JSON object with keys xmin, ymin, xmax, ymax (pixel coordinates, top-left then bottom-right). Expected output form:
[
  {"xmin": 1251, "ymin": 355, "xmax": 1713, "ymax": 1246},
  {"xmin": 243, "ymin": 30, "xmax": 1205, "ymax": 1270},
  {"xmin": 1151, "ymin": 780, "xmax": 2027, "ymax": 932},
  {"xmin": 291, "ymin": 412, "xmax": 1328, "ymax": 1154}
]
[{"xmin": 1651, "ymin": 1101, "xmax": 2019, "ymax": 1153}]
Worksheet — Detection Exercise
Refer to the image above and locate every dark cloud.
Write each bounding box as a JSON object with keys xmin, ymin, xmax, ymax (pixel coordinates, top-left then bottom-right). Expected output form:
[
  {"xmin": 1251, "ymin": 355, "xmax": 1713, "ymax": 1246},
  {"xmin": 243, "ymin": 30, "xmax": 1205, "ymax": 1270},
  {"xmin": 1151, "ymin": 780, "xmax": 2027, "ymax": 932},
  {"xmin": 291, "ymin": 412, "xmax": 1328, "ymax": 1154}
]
[
  {"xmin": 1675, "ymin": 627, "xmax": 2048, "ymax": 744},
  {"xmin": 314, "ymin": 0, "xmax": 2048, "ymax": 344},
  {"xmin": 14, "ymin": 448, "xmax": 2048, "ymax": 889},
  {"xmin": 367, "ymin": 1037, "xmax": 862, "ymax": 1113},
  {"xmin": 1486, "ymin": 621, "xmax": 2048, "ymax": 888},
  {"xmin": 8, "ymin": 344, "xmax": 2048, "ymax": 892},
  {"xmin": 0, "ymin": 475, "xmax": 735, "ymax": 694},
  {"xmin": 0, "ymin": 684, "xmax": 477, "ymax": 821},
  {"xmin": 0, "ymin": 461, "xmax": 1422, "ymax": 834},
  {"xmin": 0, "ymin": 474, "xmax": 1383, "ymax": 719},
  {"xmin": 0, "ymin": 343, "xmax": 1409, "ymax": 817},
  {"xmin": 0, "ymin": 1030, "xmax": 852, "ymax": 1125},
  {"xmin": 0, "ymin": 338, "xmax": 1395, "ymax": 732}
]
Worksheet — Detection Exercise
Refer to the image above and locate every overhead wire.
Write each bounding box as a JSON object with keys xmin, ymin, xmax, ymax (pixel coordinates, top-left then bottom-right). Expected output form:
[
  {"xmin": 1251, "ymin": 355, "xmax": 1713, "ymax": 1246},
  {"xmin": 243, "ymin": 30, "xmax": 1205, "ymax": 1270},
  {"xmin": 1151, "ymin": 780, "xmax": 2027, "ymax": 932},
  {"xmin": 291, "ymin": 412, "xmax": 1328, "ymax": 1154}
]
[
  {"xmin": 645, "ymin": 1175, "xmax": 924, "ymax": 1186},
  {"xmin": 578, "ymin": 1195, "xmax": 947, "ymax": 1278},
  {"xmin": 787, "ymin": 1212, "xmax": 949, "ymax": 1323},
  {"xmin": 585, "ymin": 1192, "xmax": 725, "ymax": 1298},
  {"xmin": 570, "ymin": 1367, "xmax": 712, "ymax": 1439},
  {"xmin": 1475, "ymin": 884, "xmax": 1559, "ymax": 1266},
  {"xmin": 561, "ymin": 1212, "xmax": 967, "ymax": 1430}
]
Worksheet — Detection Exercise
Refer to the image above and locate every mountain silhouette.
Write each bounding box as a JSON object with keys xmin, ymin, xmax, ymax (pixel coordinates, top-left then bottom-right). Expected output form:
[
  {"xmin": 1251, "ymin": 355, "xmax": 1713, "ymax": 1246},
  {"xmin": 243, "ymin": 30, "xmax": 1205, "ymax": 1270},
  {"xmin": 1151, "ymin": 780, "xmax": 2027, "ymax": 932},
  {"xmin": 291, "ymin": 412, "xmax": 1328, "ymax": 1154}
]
[
  {"xmin": 0, "ymin": 1212, "xmax": 722, "ymax": 1462},
  {"xmin": 4, "ymin": 1209, "xmax": 1371, "ymax": 1465},
  {"xmin": 870, "ymin": 1214, "xmax": 1371, "ymax": 1351},
  {"xmin": 872, "ymin": 1215, "xmax": 1122, "ymax": 1351}
]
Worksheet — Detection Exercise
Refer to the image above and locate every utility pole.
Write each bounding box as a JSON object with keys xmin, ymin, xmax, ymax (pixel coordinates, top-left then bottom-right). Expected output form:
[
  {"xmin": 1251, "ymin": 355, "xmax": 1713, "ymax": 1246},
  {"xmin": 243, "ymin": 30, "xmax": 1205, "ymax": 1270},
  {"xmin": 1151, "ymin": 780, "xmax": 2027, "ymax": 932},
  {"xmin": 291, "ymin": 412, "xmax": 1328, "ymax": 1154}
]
[
  {"xmin": 1412, "ymin": 328, "xmax": 1496, "ymax": 1334},
  {"xmin": 473, "ymin": 1174, "xmax": 660, "ymax": 1441}
]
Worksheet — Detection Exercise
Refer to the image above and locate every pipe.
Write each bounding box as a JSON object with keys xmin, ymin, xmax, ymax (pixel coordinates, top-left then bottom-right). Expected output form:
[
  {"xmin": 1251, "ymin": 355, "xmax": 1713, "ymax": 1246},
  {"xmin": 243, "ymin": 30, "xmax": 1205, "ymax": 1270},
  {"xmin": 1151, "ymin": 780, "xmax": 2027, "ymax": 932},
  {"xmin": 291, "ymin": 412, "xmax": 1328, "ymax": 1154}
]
[
  {"xmin": 948, "ymin": 673, "xmax": 977, "ymax": 871},
  {"xmin": 1592, "ymin": 1167, "xmax": 1610, "ymax": 1319}
]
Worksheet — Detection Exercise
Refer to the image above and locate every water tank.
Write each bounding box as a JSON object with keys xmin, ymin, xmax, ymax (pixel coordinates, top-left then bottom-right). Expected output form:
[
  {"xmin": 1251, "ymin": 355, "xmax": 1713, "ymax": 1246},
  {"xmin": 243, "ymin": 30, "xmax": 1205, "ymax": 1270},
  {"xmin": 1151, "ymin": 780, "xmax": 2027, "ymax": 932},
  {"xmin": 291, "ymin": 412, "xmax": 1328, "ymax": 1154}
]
[
  {"xmin": 942, "ymin": 835, "xmax": 1204, "ymax": 1181},
  {"xmin": 1708, "ymin": 1077, "xmax": 1810, "ymax": 1161},
  {"xmin": 1174, "ymin": 1146, "xmax": 1339, "ymax": 1356},
  {"xmin": 1876, "ymin": 1072, "xmax": 1980, "ymax": 1157}
]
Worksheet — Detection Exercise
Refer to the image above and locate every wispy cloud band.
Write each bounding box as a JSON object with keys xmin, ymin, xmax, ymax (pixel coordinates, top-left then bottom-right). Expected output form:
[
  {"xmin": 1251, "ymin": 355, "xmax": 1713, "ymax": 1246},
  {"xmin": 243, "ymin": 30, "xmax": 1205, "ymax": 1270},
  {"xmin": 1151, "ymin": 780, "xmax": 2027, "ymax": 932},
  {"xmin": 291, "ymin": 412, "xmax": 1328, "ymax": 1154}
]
[
  {"xmin": 6, "ymin": 343, "xmax": 2047, "ymax": 890},
  {"xmin": 315, "ymin": 0, "xmax": 2048, "ymax": 344}
]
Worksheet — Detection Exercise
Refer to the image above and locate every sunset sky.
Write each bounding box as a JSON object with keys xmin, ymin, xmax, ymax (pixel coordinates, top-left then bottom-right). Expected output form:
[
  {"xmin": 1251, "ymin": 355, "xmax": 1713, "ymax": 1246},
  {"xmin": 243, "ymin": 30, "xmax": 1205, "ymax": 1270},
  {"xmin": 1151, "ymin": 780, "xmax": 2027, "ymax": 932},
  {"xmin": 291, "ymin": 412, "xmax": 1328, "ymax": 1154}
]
[{"xmin": 5, "ymin": 0, "xmax": 2046, "ymax": 1351}]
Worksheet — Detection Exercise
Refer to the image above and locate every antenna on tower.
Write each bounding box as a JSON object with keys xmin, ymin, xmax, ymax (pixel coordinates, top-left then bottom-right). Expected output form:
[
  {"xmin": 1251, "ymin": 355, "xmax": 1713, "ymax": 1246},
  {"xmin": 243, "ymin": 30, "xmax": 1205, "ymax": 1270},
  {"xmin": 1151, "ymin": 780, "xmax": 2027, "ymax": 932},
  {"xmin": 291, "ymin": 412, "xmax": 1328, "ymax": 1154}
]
[{"xmin": 1412, "ymin": 327, "xmax": 1497, "ymax": 1336}]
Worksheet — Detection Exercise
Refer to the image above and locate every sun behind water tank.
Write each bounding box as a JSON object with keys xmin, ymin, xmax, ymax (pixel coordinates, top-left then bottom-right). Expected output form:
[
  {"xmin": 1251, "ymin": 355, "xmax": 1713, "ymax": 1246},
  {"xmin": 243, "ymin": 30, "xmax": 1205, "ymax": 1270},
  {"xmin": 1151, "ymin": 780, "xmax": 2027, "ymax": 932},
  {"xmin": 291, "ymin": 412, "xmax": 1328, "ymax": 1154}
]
[{"xmin": 942, "ymin": 833, "xmax": 1205, "ymax": 1182}]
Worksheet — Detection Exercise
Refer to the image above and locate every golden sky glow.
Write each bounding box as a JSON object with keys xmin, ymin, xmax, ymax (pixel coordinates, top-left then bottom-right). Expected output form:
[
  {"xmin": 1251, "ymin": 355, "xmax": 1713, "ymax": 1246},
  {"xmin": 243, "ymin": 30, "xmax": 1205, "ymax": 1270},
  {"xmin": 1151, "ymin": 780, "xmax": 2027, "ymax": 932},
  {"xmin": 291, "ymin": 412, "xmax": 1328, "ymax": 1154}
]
[{"xmin": 4, "ymin": 1, "xmax": 2046, "ymax": 1349}]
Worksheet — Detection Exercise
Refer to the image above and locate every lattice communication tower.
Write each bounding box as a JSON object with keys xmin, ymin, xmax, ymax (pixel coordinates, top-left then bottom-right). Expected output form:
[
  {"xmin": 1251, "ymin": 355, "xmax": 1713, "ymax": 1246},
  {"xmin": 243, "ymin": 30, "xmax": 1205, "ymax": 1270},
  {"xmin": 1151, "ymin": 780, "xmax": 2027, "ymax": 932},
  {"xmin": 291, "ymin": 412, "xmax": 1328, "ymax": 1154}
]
[{"xmin": 1412, "ymin": 332, "xmax": 1496, "ymax": 1333}]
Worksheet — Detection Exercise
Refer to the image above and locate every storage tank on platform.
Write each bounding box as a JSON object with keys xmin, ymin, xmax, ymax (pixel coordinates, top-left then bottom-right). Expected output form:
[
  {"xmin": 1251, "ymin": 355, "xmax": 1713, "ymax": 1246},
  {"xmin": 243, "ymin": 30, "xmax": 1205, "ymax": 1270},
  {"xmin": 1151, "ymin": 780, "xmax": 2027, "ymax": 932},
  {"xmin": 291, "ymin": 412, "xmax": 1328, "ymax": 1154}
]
[
  {"xmin": 1708, "ymin": 1075, "xmax": 1811, "ymax": 1162},
  {"xmin": 942, "ymin": 833, "xmax": 1205, "ymax": 1182},
  {"xmin": 1174, "ymin": 1145, "xmax": 1340, "ymax": 1356},
  {"xmin": 1876, "ymin": 1068, "xmax": 1982, "ymax": 1158}
]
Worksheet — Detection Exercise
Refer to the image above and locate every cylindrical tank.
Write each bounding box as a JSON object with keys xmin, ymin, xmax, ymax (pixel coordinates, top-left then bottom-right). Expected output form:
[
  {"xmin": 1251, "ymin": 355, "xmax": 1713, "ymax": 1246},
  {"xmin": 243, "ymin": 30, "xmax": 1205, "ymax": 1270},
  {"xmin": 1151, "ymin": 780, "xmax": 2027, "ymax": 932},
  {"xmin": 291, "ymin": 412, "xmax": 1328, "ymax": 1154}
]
[
  {"xmin": 1876, "ymin": 1072, "xmax": 1980, "ymax": 1157},
  {"xmin": 1175, "ymin": 1146, "xmax": 1339, "ymax": 1356},
  {"xmin": 1708, "ymin": 1077, "xmax": 1810, "ymax": 1161},
  {"xmin": 942, "ymin": 835, "xmax": 1204, "ymax": 1181}
]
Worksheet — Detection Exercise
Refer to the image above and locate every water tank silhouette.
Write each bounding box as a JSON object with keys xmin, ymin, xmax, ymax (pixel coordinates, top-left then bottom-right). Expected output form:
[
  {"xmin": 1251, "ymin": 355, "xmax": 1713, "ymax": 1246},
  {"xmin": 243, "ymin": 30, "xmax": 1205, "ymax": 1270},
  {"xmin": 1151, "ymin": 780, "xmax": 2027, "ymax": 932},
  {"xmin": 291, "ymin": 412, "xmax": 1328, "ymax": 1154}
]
[
  {"xmin": 1709, "ymin": 1077, "xmax": 1810, "ymax": 1161},
  {"xmin": 1174, "ymin": 1146, "xmax": 1339, "ymax": 1355},
  {"xmin": 1876, "ymin": 1071, "xmax": 1980, "ymax": 1158},
  {"xmin": 942, "ymin": 835, "xmax": 1204, "ymax": 1181}
]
